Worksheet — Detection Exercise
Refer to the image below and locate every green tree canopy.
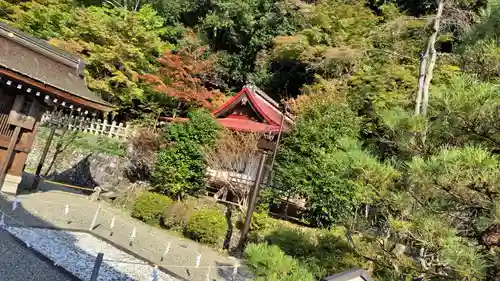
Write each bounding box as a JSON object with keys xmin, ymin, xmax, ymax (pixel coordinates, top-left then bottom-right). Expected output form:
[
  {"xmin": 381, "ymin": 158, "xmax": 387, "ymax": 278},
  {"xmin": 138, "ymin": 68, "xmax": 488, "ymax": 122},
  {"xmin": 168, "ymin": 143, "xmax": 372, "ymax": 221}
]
[{"xmin": 2, "ymin": 0, "xmax": 170, "ymax": 116}]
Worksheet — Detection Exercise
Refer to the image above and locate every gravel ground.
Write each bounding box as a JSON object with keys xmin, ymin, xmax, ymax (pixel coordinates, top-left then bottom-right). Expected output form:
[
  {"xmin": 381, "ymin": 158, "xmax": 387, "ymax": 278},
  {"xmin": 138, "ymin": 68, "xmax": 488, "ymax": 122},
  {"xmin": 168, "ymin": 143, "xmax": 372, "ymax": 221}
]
[
  {"xmin": 0, "ymin": 187, "xmax": 252, "ymax": 281},
  {"xmin": 0, "ymin": 228, "xmax": 74, "ymax": 281},
  {"xmin": 6, "ymin": 226, "xmax": 182, "ymax": 281}
]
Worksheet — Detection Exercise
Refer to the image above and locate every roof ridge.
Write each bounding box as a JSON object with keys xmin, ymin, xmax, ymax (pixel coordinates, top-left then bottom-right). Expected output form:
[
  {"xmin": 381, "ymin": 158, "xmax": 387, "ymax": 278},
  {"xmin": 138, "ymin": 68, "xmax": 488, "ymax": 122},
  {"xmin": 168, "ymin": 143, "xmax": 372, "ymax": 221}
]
[
  {"xmin": 0, "ymin": 21, "xmax": 84, "ymax": 76},
  {"xmin": 244, "ymin": 84, "xmax": 295, "ymax": 120},
  {"xmin": 244, "ymin": 84, "xmax": 280, "ymax": 109}
]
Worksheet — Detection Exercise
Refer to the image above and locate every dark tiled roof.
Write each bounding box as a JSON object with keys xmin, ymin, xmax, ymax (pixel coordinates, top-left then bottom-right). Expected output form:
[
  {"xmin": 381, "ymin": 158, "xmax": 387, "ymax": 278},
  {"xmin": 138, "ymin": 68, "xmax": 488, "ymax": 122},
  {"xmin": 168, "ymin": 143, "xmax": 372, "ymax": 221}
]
[{"xmin": 0, "ymin": 22, "xmax": 112, "ymax": 111}]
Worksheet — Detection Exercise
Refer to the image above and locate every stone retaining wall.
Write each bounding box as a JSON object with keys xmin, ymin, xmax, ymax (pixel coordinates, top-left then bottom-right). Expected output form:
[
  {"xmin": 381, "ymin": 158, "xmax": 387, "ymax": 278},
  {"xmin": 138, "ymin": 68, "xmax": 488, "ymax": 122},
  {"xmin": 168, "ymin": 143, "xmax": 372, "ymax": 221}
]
[{"xmin": 25, "ymin": 129, "xmax": 130, "ymax": 191}]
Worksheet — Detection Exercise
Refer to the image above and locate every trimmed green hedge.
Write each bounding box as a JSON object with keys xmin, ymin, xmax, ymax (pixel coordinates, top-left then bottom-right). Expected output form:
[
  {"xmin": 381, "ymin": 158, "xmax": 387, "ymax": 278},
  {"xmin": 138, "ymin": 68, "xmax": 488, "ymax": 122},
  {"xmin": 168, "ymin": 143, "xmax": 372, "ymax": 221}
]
[
  {"xmin": 184, "ymin": 208, "xmax": 228, "ymax": 245},
  {"xmin": 131, "ymin": 192, "xmax": 173, "ymax": 225}
]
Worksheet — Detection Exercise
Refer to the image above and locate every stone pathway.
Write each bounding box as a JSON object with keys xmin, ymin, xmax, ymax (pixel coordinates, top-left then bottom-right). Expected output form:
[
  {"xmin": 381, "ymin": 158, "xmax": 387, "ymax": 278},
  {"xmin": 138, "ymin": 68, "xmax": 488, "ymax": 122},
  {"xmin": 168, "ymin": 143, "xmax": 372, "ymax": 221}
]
[{"xmin": 0, "ymin": 189, "xmax": 250, "ymax": 281}]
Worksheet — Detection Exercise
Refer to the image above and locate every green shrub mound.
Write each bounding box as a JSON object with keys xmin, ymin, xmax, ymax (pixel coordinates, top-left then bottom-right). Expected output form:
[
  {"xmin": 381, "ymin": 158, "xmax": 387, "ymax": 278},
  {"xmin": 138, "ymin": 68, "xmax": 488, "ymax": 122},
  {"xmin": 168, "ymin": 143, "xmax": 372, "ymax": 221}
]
[
  {"xmin": 162, "ymin": 200, "xmax": 197, "ymax": 230},
  {"xmin": 245, "ymin": 243, "xmax": 315, "ymax": 281},
  {"xmin": 184, "ymin": 208, "xmax": 228, "ymax": 245},
  {"xmin": 131, "ymin": 192, "xmax": 173, "ymax": 225}
]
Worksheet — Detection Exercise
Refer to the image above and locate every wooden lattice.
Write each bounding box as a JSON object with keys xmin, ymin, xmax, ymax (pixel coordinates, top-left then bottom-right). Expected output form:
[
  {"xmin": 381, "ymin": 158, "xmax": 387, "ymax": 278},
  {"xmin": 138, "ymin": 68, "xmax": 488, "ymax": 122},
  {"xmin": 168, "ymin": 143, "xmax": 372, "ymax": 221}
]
[
  {"xmin": 0, "ymin": 89, "xmax": 15, "ymax": 138},
  {"xmin": 210, "ymin": 172, "xmax": 254, "ymax": 211}
]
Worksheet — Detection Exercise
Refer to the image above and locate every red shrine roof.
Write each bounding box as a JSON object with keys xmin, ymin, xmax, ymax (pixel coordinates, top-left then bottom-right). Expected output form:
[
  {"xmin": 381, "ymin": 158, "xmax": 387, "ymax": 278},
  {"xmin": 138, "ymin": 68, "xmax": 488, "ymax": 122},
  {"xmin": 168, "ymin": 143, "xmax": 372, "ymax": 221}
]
[
  {"xmin": 160, "ymin": 85, "xmax": 294, "ymax": 133},
  {"xmin": 212, "ymin": 85, "xmax": 294, "ymax": 133}
]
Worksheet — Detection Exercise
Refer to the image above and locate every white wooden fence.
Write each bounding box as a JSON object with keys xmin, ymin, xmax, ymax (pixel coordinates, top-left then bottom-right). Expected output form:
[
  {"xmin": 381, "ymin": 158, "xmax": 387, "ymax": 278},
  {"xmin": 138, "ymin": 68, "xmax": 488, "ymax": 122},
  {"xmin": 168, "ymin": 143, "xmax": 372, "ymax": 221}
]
[{"xmin": 41, "ymin": 112, "xmax": 130, "ymax": 139}]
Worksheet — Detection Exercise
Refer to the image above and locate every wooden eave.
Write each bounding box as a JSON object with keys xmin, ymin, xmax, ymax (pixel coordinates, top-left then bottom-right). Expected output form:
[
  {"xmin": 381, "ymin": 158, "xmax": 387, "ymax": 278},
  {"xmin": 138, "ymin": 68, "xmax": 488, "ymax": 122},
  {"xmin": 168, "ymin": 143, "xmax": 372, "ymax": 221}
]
[
  {"xmin": 0, "ymin": 21, "xmax": 113, "ymax": 113},
  {"xmin": 0, "ymin": 67, "xmax": 112, "ymax": 112}
]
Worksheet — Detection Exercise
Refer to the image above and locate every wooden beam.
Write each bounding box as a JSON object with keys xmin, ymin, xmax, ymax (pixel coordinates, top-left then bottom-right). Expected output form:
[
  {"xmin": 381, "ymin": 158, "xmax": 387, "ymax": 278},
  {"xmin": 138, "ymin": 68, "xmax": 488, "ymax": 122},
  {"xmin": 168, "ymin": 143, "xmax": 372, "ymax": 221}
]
[
  {"xmin": 0, "ymin": 67, "xmax": 112, "ymax": 112},
  {"xmin": 237, "ymin": 151, "xmax": 269, "ymax": 253},
  {"xmin": 0, "ymin": 137, "xmax": 31, "ymax": 152}
]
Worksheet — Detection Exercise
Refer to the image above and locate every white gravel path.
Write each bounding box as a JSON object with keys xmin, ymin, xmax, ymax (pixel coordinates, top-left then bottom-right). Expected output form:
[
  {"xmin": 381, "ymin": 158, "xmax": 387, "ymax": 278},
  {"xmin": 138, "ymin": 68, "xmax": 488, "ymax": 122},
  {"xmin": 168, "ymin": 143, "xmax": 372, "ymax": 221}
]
[{"xmin": 6, "ymin": 226, "xmax": 182, "ymax": 281}]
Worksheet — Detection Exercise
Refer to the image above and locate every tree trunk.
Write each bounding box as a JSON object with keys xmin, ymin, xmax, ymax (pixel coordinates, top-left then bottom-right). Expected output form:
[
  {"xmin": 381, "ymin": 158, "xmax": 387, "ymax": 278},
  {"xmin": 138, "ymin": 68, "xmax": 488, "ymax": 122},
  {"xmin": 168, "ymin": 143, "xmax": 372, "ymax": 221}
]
[
  {"xmin": 421, "ymin": 0, "xmax": 445, "ymax": 116},
  {"xmin": 415, "ymin": 46, "xmax": 430, "ymax": 116},
  {"xmin": 415, "ymin": 0, "xmax": 445, "ymax": 116}
]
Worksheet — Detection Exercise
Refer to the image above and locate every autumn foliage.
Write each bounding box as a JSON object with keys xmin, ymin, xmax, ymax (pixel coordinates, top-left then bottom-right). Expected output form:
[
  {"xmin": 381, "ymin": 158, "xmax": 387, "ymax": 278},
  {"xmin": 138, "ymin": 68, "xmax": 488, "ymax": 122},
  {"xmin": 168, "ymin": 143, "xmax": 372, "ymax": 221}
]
[{"xmin": 141, "ymin": 47, "xmax": 224, "ymax": 109}]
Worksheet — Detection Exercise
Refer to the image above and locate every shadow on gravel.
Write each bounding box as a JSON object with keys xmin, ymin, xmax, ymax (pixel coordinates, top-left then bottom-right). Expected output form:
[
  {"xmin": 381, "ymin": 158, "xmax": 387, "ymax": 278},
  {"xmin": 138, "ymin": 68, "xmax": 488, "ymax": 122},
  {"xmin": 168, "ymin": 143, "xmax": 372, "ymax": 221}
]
[
  {"xmin": 14, "ymin": 173, "xmax": 249, "ymax": 281},
  {"xmin": 215, "ymin": 261, "xmax": 253, "ymax": 281},
  {"xmin": 17, "ymin": 172, "xmax": 88, "ymax": 197},
  {"xmin": 0, "ymin": 186, "xmax": 175, "ymax": 281}
]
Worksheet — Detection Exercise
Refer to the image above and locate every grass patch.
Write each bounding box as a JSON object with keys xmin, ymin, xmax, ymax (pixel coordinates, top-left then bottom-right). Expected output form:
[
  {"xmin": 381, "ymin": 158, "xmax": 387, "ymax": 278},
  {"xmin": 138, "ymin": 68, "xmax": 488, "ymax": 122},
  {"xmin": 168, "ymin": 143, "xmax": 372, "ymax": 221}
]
[{"xmin": 37, "ymin": 126, "xmax": 125, "ymax": 157}]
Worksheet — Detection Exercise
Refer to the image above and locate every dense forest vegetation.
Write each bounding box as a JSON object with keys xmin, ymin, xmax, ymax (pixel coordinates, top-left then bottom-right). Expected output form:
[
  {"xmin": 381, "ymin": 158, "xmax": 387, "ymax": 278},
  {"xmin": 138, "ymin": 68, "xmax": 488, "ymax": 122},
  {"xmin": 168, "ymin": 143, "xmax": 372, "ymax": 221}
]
[{"xmin": 3, "ymin": 0, "xmax": 500, "ymax": 279}]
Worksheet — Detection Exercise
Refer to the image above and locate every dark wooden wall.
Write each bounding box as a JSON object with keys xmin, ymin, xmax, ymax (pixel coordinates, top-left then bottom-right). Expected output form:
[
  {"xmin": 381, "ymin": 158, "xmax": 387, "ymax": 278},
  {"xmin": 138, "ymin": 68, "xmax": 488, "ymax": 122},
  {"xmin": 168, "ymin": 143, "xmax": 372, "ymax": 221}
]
[{"xmin": 0, "ymin": 86, "xmax": 42, "ymax": 177}]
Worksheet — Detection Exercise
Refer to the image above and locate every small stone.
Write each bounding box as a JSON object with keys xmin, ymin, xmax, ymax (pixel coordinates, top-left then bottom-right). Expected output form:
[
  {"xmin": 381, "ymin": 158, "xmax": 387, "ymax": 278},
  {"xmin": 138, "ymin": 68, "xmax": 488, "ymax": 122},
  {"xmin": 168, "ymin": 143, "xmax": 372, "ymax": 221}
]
[{"xmin": 392, "ymin": 243, "xmax": 406, "ymax": 257}]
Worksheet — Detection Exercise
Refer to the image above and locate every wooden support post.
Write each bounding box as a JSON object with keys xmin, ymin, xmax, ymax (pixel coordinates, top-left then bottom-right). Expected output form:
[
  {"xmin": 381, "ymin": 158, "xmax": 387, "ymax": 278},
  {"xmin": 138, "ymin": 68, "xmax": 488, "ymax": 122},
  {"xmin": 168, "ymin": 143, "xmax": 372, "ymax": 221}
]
[
  {"xmin": 0, "ymin": 126, "xmax": 22, "ymax": 191},
  {"xmin": 267, "ymin": 105, "xmax": 287, "ymax": 185},
  {"xmin": 236, "ymin": 151, "xmax": 268, "ymax": 254},
  {"xmin": 31, "ymin": 125, "xmax": 56, "ymax": 191},
  {"xmin": 84, "ymin": 117, "xmax": 89, "ymax": 133},
  {"xmin": 90, "ymin": 117, "xmax": 95, "ymax": 134},
  {"xmin": 68, "ymin": 114, "xmax": 73, "ymax": 130},
  {"xmin": 99, "ymin": 119, "xmax": 105, "ymax": 135},
  {"xmin": 32, "ymin": 106, "xmax": 73, "ymax": 191}
]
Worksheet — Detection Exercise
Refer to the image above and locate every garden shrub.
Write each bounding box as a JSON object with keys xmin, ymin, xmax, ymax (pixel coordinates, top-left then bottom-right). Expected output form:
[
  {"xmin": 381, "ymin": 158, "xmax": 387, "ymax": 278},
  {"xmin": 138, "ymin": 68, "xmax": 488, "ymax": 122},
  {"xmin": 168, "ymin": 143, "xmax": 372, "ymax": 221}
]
[
  {"xmin": 162, "ymin": 200, "xmax": 197, "ymax": 230},
  {"xmin": 237, "ymin": 211, "xmax": 279, "ymax": 243},
  {"xmin": 184, "ymin": 208, "xmax": 228, "ymax": 245},
  {"xmin": 152, "ymin": 110, "xmax": 221, "ymax": 200},
  {"xmin": 112, "ymin": 182, "xmax": 149, "ymax": 209},
  {"xmin": 305, "ymin": 228, "xmax": 367, "ymax": 278},
  {"xmin": 125, "ymin": 128, "xmax": 162, "ymax": 182},
  {"xmin": 264, "ymin": 227, "xmax": 367, "ymax": 279},
  {"xmin": 266, "ymin": 227, "xmax": 316, "ymax": 258},
  {"xmin": 152, "ymin": 142, "xmax": 207, "ymax": 199},
  {"xmin": 165, "ymin": 110, "xmax": 221, "ymax": 146},
  {"xmin": 237, "ymin": 211, "xmax": 277, "ymax": 231},
  {"xmin": 245, "ymin": 243, "xmax": 315, "ymax": 281},
  {"xmin": 162, "ymin": 197, "xmax": 222, "ymax": 230},
  {"xmin": 251, "ymin": 212, "xmax": 277, "ymax": 232},
  {"xmin": 131, "ymin": 192, "xmax": 173, "ymax": 225}
]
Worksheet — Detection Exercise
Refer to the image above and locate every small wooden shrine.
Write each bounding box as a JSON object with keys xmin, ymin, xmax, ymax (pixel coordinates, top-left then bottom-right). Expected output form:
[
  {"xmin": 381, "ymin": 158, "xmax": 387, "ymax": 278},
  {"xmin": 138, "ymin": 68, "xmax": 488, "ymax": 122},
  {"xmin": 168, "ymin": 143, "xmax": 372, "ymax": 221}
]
[
  {"xmin": 212, "ymin": 85, "xmax": 304, "ymax": 219},
  {"xmin": 159, "ymin": 85, "xmax": 304, "ymax": 217},
  {"xmin": 212, "ymin": 85, "xmax": 294, "ymax": 133},
  {"xmin": 160, "ymin": 85, "xmax": 294, "ymax": 133},
  {"xmin": 0, "ymin": 22, "xmax": 113, "ymax": 194}
]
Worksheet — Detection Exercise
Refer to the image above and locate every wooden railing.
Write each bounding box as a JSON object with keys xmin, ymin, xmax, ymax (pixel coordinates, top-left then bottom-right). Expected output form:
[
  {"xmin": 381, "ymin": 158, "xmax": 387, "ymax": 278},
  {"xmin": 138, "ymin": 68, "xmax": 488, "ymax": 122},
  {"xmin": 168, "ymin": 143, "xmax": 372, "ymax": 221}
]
[{"xmin": 41, "ymin": 111, "xmax": 130, "ymax": 140}]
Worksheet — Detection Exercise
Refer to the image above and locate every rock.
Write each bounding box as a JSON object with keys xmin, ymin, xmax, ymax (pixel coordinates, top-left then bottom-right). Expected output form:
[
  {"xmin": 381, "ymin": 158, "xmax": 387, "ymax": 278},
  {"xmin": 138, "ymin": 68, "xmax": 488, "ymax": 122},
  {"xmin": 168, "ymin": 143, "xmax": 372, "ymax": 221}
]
[
  {"xmin": 392, "ymin": 243, "xmax": 406, "ymax": 257},
  {"xmin": 26, "ymin": 137, "xmax": 132, "ymax": 194},
  {"xmin": 101, "ymin": 191, "xmax": 118, "ymax": 200},
  {"xmin": 481, "ymin": 224, "xmax": 500, "ymax": 248}
]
